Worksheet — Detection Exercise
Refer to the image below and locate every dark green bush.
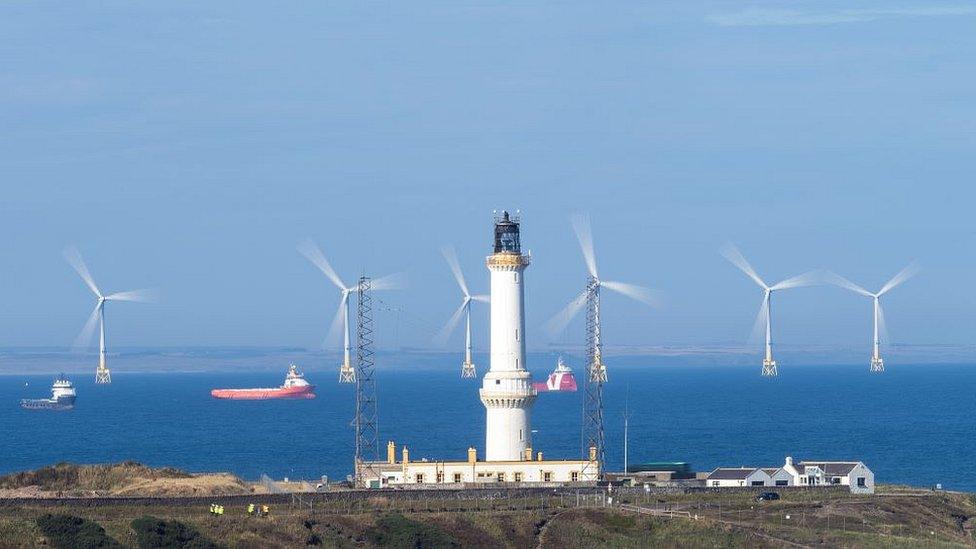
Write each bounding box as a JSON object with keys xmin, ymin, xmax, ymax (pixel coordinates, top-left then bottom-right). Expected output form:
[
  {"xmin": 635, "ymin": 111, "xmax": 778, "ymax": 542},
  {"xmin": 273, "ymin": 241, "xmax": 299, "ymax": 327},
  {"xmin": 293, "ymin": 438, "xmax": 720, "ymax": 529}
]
[
  {"xmin": 365, "ymin": 513, "xmax": 459, "ymax": 548},
  {"xmin": 36, "ymin": 514, "xmax": 120, "ymax": 548},
  {"xmin": 305, "ymin": 533, "xmax": 322, "ymax": 545},
  {"xmin": 131, "ymin": 516, "xmax": 217, "ymax": 549}
]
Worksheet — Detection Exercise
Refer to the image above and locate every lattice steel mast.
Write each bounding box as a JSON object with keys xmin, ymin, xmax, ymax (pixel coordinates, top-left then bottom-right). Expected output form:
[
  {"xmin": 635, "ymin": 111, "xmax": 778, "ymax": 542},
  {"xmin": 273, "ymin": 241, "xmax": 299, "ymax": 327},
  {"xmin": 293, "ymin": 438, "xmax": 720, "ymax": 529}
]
[
  {"xmin": 582, "ymin": 276, "xmax": 606, "ymax": 477},
  {"xmin": 354, "ymin": 276, "xmax": 378, "ymax": 487}
]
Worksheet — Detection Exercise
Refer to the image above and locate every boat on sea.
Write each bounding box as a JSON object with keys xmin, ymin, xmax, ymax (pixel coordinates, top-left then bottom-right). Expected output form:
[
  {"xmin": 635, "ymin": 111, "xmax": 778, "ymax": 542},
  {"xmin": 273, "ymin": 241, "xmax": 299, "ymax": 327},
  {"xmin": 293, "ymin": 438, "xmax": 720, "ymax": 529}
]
[
  {"xmin": 532, "ymin": 357, "xmax": 578, "ymax": 393},
  {"xmin": 21, "ymin": 374, "xmax": 77, "ymax": 410},
  {"xmin": 211, "ymin": 364, "xmax": 316, "ymax": 400}
]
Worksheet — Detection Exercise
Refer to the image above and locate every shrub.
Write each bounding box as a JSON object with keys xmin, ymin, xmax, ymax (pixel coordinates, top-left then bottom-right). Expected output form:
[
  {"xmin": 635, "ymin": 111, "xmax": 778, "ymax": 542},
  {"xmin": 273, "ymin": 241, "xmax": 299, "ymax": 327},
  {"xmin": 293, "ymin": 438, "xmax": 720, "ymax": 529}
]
[
  {"xmin": 36, "ymin": 514, "xmax": 120, "ymax": 548},
  {"xmin": 365, "ymin": 513, "xmax": 459, "ymax": 548},
  {"xmin": 131, "ymin": 516, "xmax": 217, "ymax": 549}
]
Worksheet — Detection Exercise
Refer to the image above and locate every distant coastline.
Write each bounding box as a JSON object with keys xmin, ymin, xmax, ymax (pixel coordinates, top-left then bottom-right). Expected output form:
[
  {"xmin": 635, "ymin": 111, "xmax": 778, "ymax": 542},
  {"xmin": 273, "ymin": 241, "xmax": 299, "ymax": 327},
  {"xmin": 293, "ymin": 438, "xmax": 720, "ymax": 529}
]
[{"xmin": 1, "ymin": 344, "xmax": 975, "ymax": 374}]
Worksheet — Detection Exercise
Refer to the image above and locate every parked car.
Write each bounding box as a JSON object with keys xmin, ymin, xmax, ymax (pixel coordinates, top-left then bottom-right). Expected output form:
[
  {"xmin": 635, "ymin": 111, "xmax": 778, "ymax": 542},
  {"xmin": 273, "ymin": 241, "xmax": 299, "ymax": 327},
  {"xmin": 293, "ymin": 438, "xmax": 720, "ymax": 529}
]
[{"xmin": 756, "ymin": 492, "xmax": 780, "ymax": 502}]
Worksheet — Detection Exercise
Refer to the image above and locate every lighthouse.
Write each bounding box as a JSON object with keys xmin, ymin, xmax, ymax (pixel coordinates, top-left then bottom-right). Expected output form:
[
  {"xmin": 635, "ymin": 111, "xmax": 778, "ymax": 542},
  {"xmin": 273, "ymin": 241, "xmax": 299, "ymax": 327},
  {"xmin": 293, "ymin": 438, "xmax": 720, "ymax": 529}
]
[{"xmin": 480, "ymin": 211, "xmax": 537, "ymax": 461}]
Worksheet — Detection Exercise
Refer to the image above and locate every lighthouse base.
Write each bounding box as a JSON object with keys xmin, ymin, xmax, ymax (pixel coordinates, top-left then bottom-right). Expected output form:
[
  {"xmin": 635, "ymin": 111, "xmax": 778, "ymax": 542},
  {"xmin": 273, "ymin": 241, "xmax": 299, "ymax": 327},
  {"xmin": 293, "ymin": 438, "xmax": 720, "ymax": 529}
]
[
  {"xmin": 870, "ymin": 356, "xmax": 884, "ymax": 373},
  {"xmin": 761, "ymin": 358, "xmax": 777, "ymax": 377}
]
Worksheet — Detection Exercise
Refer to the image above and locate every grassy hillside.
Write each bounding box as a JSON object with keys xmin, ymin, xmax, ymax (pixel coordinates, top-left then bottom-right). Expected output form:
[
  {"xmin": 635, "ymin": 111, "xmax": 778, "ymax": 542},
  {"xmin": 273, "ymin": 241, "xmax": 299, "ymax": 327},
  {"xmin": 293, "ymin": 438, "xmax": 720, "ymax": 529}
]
[
  {"xmin": 0, "ymin": 487, "xmax": 974, "ymax": 547},
  {"xmin": 0, "ymin": 462, "xmax": 252, "ymax": 497}
]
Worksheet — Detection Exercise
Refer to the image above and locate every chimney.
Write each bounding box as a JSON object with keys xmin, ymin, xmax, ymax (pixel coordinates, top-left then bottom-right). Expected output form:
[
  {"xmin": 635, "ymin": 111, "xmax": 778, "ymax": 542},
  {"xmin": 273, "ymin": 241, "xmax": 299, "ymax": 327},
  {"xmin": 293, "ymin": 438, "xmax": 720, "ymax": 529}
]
[
  {"xmin": 588, "ymin": 445, "xmax": 597, "ymax": 462},
  {"xmin": 537, "ymin": 452, "xmax": 543, "ymax": 461},
  {"xmin": 524, "ymin": 447, "xmax": 533, "ymax": 461},
  {"xmin": 785, "ymin": 456, "xmax": 793, "ymax": 467},
  {"xmin": 402, "ymin": 446, "xmax": 409, "ymax": 464},
  {"xmin": 467, "ymin": 447, "xmax": 477, "ymax": 464},
  {"xmin": 387, "ymin": 441, "xmax": 396, "ymax": 464}
]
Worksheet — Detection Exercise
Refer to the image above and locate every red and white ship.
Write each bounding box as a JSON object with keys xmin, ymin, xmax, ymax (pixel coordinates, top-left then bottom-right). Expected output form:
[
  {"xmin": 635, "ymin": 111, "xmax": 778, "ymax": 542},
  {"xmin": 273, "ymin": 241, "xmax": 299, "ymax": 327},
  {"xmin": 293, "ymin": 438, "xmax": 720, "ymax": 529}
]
[
  {"xmin": 533, "ymin": 357, "xmax": 578, "ymax": 393},
  {"xmin": 211, "ymin": 364, "xmax": 316, "ymax": 400}
]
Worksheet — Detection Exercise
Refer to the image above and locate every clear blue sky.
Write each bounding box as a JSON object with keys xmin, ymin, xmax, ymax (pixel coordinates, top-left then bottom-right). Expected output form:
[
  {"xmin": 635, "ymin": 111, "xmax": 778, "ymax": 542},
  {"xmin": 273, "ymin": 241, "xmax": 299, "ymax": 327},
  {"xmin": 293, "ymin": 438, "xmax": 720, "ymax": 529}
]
[{"xmin": 1, "ymin": 1, "xmax": 973, "ymax": 352}]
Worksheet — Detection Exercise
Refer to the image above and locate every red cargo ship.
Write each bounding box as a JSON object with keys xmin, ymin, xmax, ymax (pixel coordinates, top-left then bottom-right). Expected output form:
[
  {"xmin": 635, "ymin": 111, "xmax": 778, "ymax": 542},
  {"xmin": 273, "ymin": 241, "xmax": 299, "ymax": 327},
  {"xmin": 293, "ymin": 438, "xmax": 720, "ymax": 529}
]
[
  {"xmin": 533, "ymin": 357, "xmax": 578, "ymax": 393},
  {"xmin": 211, "ymin": 364, "xmax": 316, "ymax": 400}
]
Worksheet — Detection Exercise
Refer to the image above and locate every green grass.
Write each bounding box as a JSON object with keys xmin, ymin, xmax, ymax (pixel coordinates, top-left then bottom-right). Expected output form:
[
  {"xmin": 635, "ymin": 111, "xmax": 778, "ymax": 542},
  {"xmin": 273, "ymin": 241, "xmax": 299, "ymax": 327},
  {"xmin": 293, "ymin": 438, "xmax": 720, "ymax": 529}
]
[
  {"xmin": 35, "ymin": 514, "xmax": 121, "ymax": 548},
  {"xmin": 365, "ymin": 513, "xmax": 459, "ymax": 548}
]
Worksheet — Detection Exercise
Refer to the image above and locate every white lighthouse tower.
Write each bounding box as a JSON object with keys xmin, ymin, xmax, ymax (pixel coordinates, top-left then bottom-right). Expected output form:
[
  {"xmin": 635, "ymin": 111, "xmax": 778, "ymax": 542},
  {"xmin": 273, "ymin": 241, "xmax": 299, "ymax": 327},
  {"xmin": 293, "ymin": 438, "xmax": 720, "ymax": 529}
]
[{"xmin": 480, "ymin": 211, "xmax": 537, "ymax": 462}]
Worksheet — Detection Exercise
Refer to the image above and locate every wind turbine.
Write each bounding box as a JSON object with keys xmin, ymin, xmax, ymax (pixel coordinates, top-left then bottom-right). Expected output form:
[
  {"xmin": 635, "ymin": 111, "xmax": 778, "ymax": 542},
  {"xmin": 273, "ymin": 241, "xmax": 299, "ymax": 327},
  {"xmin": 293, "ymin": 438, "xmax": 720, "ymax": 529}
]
[
  {"xmin": 64, "ymin": 247, "xmax": 154, "ymax": 384},
  {"xmin": 720, "ymin": 244, "xmax": 820, "ymax": 377},
  {"xmin": 298, "ymin": 239, "xmax": 402, "ymax": 383},
  {"xmin": 824, "ymin": 263, "xmax": 919, "ymax": 372},
  {"xmin": 436, "ymin": 246, "xmax": 489, "ymax": 378},
  {"xmin": 546, "ymin": 214, "xmax": 660, "ymax": 379},
  {"xmin": 546, "ymin": 214, "xmax": 658, "ymax": 475}
]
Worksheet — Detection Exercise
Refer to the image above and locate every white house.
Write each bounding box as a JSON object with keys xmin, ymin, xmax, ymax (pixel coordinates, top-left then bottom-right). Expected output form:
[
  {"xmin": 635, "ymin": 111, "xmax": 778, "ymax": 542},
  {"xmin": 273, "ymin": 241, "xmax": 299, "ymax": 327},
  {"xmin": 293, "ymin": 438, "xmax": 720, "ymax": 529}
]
[
  {"xmin": 705, "ymin": 467, "xmax": 772, "ymax": 487},
  {"xmin": 798, "ymin": 460, "xmax": 875, "ymax": 494},
  {"xmin": 706, "ymin": 457, "xmax": 875, "ymax": 494}
]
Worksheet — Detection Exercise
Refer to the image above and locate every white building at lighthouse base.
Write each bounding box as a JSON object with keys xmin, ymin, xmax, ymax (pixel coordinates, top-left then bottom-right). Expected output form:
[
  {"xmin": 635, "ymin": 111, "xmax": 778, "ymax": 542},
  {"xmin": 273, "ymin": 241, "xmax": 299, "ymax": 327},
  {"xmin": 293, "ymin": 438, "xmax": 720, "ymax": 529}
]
[{"xmin": 357, "ymin": 442, "xmax": 598, "ymax": 488}]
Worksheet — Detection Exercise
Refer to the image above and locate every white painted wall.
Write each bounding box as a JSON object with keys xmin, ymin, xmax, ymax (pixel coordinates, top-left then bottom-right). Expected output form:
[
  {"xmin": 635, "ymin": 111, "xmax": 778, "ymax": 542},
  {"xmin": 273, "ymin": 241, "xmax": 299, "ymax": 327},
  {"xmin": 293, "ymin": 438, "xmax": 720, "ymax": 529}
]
[{"xmin": 481, "ymin": 254, "xmax": 536, "ymax": 461}]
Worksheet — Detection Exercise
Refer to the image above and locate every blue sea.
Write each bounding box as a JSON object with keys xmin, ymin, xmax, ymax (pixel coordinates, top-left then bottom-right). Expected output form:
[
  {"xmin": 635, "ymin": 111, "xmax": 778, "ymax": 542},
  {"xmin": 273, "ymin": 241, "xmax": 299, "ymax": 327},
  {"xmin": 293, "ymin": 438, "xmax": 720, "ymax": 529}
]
[{"xmin": 2, "ymin": 354, "xmax": 974, "ymax": 491}]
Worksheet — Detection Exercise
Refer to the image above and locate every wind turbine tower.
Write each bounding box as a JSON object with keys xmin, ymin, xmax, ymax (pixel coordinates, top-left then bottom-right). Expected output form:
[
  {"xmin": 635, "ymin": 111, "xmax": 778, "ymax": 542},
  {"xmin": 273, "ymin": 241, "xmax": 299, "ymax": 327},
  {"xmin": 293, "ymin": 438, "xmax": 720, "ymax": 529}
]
[
  {"xmin": 438, "ymin": 246, "xmax": 489, "ymax": 378},
  {"xmin": 546, "ymin": 215, "xmax": 658, "ymax": 475},
  {"xmin": 298, "ymin": 239, "xmax": 401, "ymax": 383},
  {"xmin": 721, "ymin": 244, "xmax": 819, "ymax": 377},
  {"xmin": 824, "ymin": 263, "xmax": 919, "ymax": 372},
  {"xmin": 64, "ymin": 247, "xmax": 152, "ymax": 384}
]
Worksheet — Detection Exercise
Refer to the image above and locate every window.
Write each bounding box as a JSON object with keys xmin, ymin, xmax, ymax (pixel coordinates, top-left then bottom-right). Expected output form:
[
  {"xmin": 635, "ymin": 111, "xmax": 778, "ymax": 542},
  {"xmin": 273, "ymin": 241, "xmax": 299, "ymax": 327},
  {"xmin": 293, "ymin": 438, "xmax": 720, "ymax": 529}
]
[
  {"xmin": 571, "ymin": 472, "xmax": 580, "ymax": 482},
  {"xmin": 751, "ymin": 480, "xmax": 764, "ymax": 486},
  {"xmin": 831, "ymin": 477, "xmax": 841, "ymax": 484},
  {"xmin": 436, "ymin": 472, "xmax": 444, "ymax": 483},
  {"xmin": 415, "ymin": 473, "xmax": 424, "ymax": 484},
  {"xmin": 515, "ymin": 329, "xmax": 519, "ymax": 341},
  {"xmin": 775, "ymin": 480, "xmax": 789, "ymax": 486},
  {"xmin": 498, "ymin": 473, "xmax": 505, "ymax": 482},
  {"xmin": 454, "ymin": 473, "xmax": 462, "ymax": 483},
  {"xmin": 711, "ymin": 481, "xmax": 719, "ymax": 487},
  {"xmin": 496, "ymin": 380, "xmax": 501, "ymax": 385},
  {"xmin": 514, "ymin": 272, "xmax": 519, "ymax": 282},
  {"xmin": 514, "ymin": 472, "xmax": 522, "ymax": 482},
  {"xmin": 543, "ymin": 472, "xmax": 552, "ymax": 482},
  {"xmin": 857, "ymin": 477, "xmax": 866, "ymax": 487},
  {"xmin": 519, "ymin": 429, "xmax": 523, "ymax": 441}
]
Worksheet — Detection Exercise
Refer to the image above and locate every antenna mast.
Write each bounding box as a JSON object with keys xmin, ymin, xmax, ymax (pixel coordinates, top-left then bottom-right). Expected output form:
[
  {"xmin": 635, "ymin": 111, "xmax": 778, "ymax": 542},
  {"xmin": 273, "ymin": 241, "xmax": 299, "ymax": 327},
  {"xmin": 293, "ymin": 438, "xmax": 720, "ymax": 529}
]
[
  {"xmin": 582, "ymin": 276, "xmax": 605, "ymax": 478},
  {"xmin": 354, "ymin": 276, "xmax": 378, "ymax": 487}
]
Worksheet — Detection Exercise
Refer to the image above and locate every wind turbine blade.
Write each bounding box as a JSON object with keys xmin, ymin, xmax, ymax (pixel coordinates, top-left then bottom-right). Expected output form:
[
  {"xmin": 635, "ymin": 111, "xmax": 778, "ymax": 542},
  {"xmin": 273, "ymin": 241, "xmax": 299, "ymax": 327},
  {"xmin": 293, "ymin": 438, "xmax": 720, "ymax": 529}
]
[
  {"xmin": 747, "ymin": 296, "xmax": 769, "ymax": 347},
  {"xmin": 105, "ymin": 288, "xmax": 158, "ymax": 303},
  {"xmin": 878, "ymin": 262, "xmax": 920, "ymax": 296},
  {"xmin": 434, "ymin": 299, "xmax": 468, "ymax": 346},
  {"xmin": 297, "ymin": 239, "xmax": 347, "ymax": 290},
  {"xmin": 63, "ymin": 246, "xmax": 102, "ymax": 298},
  {"xmin": 471, "ymin": 294, "xmax": 490, "ymax": 304},
  {"xmin": 441, "ymin": 246, "xmax": 470, "ymax": 297},
  {"xmin": 720, "ymin": 243, "xmax": 767, "ymax": 289},
  {"xmin": 544, "ymin": 290, "xmax": 588, "ymax": 336},
  {"xmin": 72, "ymin": 302, "xmax": 101, "ymax": 352},
  {"xmin": 571, "ymin": 213, "xmax": 598, "ymax": 279},
  {"xmin": 325, "ymin": 293, "xmax": 347, "ymax": 347},
  {"xmin": 770, "ymin": 270, "xmax": 822, "ymax": 291},
  {"xmin": 822, "ymin": 271, "xmax": 872, "ymax": 297},
  {"xmin": 601, "ymin": 280, "xmax": 662, "ymax": 308},
  {"xmin": 370, "ymin": 272, "xmax": 407, "ymax": 291}
]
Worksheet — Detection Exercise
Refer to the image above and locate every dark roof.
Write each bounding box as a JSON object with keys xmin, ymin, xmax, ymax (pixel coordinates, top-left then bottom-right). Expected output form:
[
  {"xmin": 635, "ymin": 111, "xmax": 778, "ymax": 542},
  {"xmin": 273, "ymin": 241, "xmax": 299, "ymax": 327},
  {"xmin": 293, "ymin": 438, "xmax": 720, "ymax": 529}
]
[
  {"xmin": 800, "ymin": 462, "xmax": 859, "ymax": 475},
  {"xmin": 707, "ymin": 468, "xmax": 759, "ymax": 480}
]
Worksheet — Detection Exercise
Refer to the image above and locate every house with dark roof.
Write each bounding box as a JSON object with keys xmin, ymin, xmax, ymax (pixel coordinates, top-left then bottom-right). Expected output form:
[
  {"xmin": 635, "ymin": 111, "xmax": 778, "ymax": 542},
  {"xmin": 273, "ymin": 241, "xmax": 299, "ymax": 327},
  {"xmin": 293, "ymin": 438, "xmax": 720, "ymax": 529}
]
[
  {"xmin": 797, "ymin": 460, "xmax": 874, "ymax": 494},
  {"xmin": 704, "ymin": 467, "xmax": 772, "ymax": 487},
  {"xmin": 705, "ymin": 457, "xmax": 874, "ymax": 494}
]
